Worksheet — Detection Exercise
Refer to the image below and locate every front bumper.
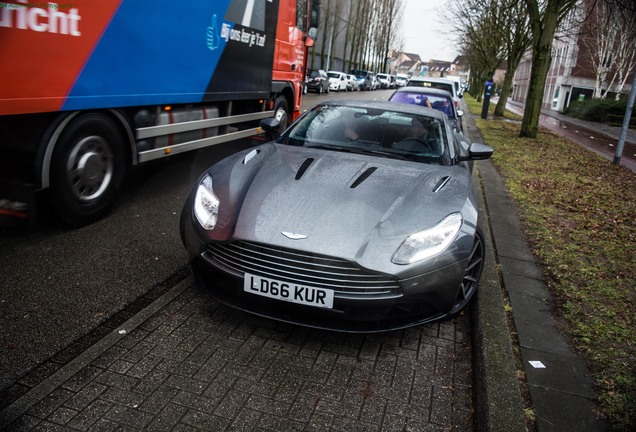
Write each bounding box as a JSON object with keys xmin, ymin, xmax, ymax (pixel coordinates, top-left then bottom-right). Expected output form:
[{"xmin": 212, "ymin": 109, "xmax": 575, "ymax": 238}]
[
  {"xmin": 180, "ymin": 196, "xmax": 471, "ymax": 333},
  {"xmin": 185, "ymin": 244, "xmax": 467, "ymax": 333}
]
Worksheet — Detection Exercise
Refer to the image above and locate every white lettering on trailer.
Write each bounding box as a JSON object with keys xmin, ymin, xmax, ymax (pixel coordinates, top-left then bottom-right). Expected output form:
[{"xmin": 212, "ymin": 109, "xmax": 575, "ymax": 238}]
[{"xmin": 0, "ymin": 1, "xmax": 81, "ymax": 36}]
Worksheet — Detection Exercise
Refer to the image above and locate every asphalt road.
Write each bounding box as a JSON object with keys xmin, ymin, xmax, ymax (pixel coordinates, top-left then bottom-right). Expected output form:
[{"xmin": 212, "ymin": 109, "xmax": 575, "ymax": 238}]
[{"xmin": 0, "ymin": 89, "xmax": 397, "ymax": 394}]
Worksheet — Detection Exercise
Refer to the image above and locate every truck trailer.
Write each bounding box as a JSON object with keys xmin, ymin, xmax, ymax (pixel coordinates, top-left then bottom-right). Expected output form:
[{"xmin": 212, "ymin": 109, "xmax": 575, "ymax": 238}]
[{"xmin": 0, "ymin": 0, "xmax": 320, "ymax": 227}]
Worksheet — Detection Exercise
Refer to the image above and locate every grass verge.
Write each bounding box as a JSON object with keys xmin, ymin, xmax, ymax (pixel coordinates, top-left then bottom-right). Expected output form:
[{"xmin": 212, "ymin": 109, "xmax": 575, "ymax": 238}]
[{"xmin": 465, "ymin": 95, "xmax": 635, "ymax": 430}]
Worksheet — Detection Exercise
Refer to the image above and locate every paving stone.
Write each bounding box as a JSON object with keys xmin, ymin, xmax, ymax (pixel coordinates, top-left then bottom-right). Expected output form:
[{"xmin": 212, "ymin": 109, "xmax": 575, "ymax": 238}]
[
  {"xmin": 66, "ymin": 399, "xmax": 113, "ymax": 430},
  {"xmin": 63, "ymin": 382, "xmax": 108, "ymax": 411},
  {"xmin": 1, "ymin": 279, "xmax": 474, "ymax": 431},
  {"xmin": 26, "ymin": 388, "xmax": 74, "ymax": 419}
]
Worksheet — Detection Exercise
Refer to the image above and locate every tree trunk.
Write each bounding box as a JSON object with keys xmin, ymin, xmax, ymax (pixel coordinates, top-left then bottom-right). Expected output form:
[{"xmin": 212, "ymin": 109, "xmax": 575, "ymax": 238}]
[
  {"xmin": 520, "ymin": 4, "xmax": 560, "ymax": 138},
  {"xmin": 494, "ymin": 69, "xmax": 515, "ymax": 116}
]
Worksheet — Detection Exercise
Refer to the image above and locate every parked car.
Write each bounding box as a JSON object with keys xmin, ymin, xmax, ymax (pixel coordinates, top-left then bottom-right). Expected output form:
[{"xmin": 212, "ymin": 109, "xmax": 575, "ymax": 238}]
[
  {"xmin": 395, "ymin": 74, "xmax": 409, "ymax": 87},
  {"xmin": 349, "ymin": 69, "xmax": 375, "ymax": 91},
  {"xmin": 370, "ymin": 74, "xmax": 381, "ymax": 90},
  {"xmin": 389, "ymin": 86, "xmax": 464, "ymax": 133},
  {"xmin": 446, "ymin": 75, "xmax": 464, "ymax": 97},
  {"xmin": 406, "ymin": 76, "xmax": 462, "ymax": 108},
  {"xmin": 376, "ymin": 73, "xmax": 392, "ymax": 89},
  {"xmin": 180, "ymin": 100, "xmax": 493, "ymax": 332},
  {"xmin": 327, "ymin": 71, "xmax": 348, "ymax": 92},
  {"xmin": 305, "ymin": 69, "xmax": 330, "ymax": 94},
  {"xmin": 346, "ymin": 74, "xmax": 360, "ymax": 91}
]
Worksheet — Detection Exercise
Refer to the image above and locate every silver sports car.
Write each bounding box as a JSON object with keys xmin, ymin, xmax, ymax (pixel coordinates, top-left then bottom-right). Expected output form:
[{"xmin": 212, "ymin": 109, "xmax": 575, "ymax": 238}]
[{"xmin": 180, "ymin": 100, "xmax": 493, "ymax": 332}]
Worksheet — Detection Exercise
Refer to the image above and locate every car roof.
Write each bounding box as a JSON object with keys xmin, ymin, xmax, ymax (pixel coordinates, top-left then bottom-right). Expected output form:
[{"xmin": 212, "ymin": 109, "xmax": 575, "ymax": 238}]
[
  {"xmin": 408, "ymin": 77, "xmax": 453, "ymax": 84},
  {"xmin": 393, "ymin": 86, "xmax": 453, "ymax": 98},
  {"xmin": 317, "ymin": 99, "xmax": 446, "ymax": 121}
]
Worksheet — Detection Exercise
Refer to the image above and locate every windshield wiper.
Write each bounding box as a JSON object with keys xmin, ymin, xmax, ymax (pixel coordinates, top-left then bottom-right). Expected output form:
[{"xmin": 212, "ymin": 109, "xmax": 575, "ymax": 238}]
[
  {"xmin": 306, "ymin": 144, "xmax": 410, "ymax": 161},
  {"xmin": 305, "ymin": 143, "xmax": 353, "ymax": 152},
  {"xmin": 348, "ymin": 147, "xmax": 409, "ymax": 160}
]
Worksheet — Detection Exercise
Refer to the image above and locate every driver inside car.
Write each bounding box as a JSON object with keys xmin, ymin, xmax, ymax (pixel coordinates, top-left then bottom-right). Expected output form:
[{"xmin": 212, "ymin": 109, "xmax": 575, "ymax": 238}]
[{"xmin": 394, "ymin": 119, "xmax": 439, "ymax": 154}]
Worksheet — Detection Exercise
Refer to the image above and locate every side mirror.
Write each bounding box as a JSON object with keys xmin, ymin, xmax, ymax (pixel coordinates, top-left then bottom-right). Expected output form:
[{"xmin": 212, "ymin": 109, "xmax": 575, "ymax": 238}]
[
  {"xmin": 306, "ymin": 27, "xmax": 318, "ymax": 47},
  {"xmin": 456, "ymin": 109, "xmax": 464, "ymax": 117},
  {"xmin": 260, "ymin": 117, "xmax": 281, "ymax": 141},
  {"xmin": 459, "ymin": 143, "xmax": 493, "ymax": 161}
]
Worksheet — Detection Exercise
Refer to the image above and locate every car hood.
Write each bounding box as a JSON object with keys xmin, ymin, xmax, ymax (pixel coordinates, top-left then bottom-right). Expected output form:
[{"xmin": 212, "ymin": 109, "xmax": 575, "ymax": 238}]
[{"xmin": 207, "ymin": 144, "xmax": 476, "ymax": 272}]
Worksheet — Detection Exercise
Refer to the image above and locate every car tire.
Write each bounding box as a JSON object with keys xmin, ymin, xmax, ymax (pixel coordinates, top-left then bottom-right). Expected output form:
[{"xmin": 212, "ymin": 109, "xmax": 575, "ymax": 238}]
[
  {"xmin": 303, "ymin": 84, "xmax": 307, "ymax": 95},
  {"xmin": 326, "ymin": 85, "xmax": 330, "ymax": 94},
  {"xmin": 450, "ymin": 229, "xmax": 485, "ymax": 315},
  {"xmin": 318, "ymin": 85, "xmax": 323, "ymax": 95},
  {"xmin": 49, "ymin": 113, "xmax": 127, "ymax": 227}
]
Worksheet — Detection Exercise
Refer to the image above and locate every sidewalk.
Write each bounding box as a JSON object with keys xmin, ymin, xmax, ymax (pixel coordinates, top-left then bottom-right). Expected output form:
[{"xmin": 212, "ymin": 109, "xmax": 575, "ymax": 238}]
[
  {"xmin": 505, "ymin": 98, "xmax": 636, "ymax": 147},
  {"xmin": 504, "ymin": 98, "xmax": 636, "ymax": 172}
]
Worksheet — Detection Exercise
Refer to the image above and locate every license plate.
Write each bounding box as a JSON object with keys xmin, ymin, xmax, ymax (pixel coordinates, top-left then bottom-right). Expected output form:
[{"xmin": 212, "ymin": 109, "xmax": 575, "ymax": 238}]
[{"xmin": 244, "ymin": 273, "xmax": 334, "ymax": 309}]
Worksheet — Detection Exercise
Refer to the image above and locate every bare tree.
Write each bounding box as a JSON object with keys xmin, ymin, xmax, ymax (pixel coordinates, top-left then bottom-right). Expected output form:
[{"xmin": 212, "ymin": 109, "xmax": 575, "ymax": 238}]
[
  {"xmin": 598, "ymin": 0, "xmax": 636, "ymax": 98},
  {"xmin": 520, "ymin": 0, "xmax": 579, "ymax": 138},
  {"xmin": 581, "ymin": 1, "xmax": 622, "ymax": 98},
  {"xmin": 493, "ymin": 0, "xmax": 532, "ymax": 116},
  {"xmin": 450, "ymin": 0, "xmax": 508, "ymax": 100}
]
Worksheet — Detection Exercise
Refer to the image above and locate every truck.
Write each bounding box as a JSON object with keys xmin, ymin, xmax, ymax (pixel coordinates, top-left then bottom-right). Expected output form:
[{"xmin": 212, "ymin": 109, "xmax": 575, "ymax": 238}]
[{"xmin": 0, "ymin": 0, "xmax": 320, "ymax": 227}]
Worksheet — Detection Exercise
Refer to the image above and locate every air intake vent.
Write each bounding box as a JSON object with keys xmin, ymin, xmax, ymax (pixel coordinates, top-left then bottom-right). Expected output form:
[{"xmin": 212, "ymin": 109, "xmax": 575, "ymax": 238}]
[
  {"xmin": 433, "ymin": 176, "xmax": 451, "ymax": 193},
  {"xmin": 295, "ymin": 158, "xmax": 314, "ymax": 180},
  {"xmin": 242, "ymin": 149, "xmax": 259, "ymax": 164},
  {"xmin": 351, "ymin": 167, "xmax": 377, "ymax": 188}
]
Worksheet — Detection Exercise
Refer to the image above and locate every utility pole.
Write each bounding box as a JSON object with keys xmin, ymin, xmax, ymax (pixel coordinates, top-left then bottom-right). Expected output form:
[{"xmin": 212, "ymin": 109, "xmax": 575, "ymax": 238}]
[{"xmin": 613, "ymin": 74, "xmax": 636, "ymax": 165}]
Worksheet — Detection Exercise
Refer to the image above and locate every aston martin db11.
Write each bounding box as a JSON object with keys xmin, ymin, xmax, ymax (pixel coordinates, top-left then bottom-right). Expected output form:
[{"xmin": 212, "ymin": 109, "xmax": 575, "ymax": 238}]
[{"xmin": 180, "ymin": 100, "xmax": 493, "ymax": 332}]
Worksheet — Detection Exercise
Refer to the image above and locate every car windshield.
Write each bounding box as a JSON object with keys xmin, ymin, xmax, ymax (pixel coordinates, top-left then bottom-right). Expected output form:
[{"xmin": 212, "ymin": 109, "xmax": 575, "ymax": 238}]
[
  {"xmin": 327, "ymin": 72, "xmax": 341, "ymax": 79},
  {"xmin": 389, "ymin": 91, "xmax": 454, "ymax": 117},
  {"xmin": 308, "ymin": 70, "xmax": 321, "ymax": 78},
  {"xmin": 277, "ymin": 105, "xmax": 448, "ymax": 165}
]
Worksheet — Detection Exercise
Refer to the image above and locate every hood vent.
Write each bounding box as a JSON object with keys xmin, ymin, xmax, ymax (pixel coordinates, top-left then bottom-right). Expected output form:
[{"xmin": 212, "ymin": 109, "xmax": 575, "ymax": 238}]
[
  {"xmin": 433, "ymin": 176, "xmax": 451, "ymax": 193},
  {"xmin": 242, "ymin": 149, "xmax": 260, "ymax": 164},
  {"xmin": 351, "ymin": 167, "xmax": 378, "ymax": 188},
  {"xmin": 295, "ymin": 158, "xmax": 315, "ymax": 180}
]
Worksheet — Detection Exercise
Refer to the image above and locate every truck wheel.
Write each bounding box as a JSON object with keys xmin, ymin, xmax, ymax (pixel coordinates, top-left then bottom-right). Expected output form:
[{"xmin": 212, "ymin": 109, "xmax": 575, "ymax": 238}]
[
  {"xmin": 273, "ymin": 96, "xmax": 289, "ymax": 133},
  {"xmin": 50, "ymin": 113, "xmax": 127, "ymax": 227}
]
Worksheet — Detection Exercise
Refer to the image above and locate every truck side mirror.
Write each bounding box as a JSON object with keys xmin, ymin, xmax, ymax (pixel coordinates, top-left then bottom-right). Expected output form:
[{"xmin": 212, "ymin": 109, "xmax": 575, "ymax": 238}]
[{"xmin": 306, "ymin": 27, "xmax": 317, "ymax": 46}]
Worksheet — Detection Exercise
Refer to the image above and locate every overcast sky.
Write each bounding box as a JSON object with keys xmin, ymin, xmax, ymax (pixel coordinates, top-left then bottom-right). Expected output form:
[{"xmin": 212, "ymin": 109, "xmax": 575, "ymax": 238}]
[{"xmin": 401, "ymin": 0, "xmax": 458, "ymax": 62}]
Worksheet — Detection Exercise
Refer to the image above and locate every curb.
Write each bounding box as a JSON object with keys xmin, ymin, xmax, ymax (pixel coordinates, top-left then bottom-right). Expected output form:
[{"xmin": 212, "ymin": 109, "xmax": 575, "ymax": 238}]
[{"xmin": 463, "ymin": 111, "xmax": 527, "ymax": 431}]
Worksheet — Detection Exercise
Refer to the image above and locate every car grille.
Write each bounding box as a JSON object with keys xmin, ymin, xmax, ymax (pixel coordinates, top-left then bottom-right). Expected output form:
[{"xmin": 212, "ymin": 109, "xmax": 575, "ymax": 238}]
[{"xmin": 206, "ymin": 241, "xmax": 401, "ymax": 299}]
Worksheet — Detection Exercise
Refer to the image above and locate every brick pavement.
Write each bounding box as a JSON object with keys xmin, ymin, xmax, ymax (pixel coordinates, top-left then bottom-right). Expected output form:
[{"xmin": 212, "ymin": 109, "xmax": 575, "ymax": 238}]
[{"xmin": 1, "ymin": 277, "xmax": 474, "ymax": 431}]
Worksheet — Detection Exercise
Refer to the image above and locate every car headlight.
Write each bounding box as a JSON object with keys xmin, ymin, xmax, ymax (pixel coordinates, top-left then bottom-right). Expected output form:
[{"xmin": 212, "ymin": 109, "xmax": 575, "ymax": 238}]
[
  {"xmin": 392, "ymin": 213, "xmax": 463, "ymax": 265},
  {"xmin": 194, "ymin": 175, "xmax": 220, "ymax": 230}
]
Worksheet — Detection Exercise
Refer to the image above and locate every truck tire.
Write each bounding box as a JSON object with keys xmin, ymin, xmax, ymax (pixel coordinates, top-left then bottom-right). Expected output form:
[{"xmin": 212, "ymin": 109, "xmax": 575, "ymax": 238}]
[
  {"xmin": 273, "ymin": 96, "xmax": 289, "ymax": 133},
  {"xmin": 49, "ymin": 113, "xmax": 127, "ymax": 227}
]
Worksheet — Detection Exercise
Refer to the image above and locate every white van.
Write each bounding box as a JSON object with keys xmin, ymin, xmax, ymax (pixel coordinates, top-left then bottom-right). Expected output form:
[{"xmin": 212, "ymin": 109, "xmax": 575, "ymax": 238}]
[{"xmin": 406, "ymin": 76, "xmax": 462, "ymax": 108}]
